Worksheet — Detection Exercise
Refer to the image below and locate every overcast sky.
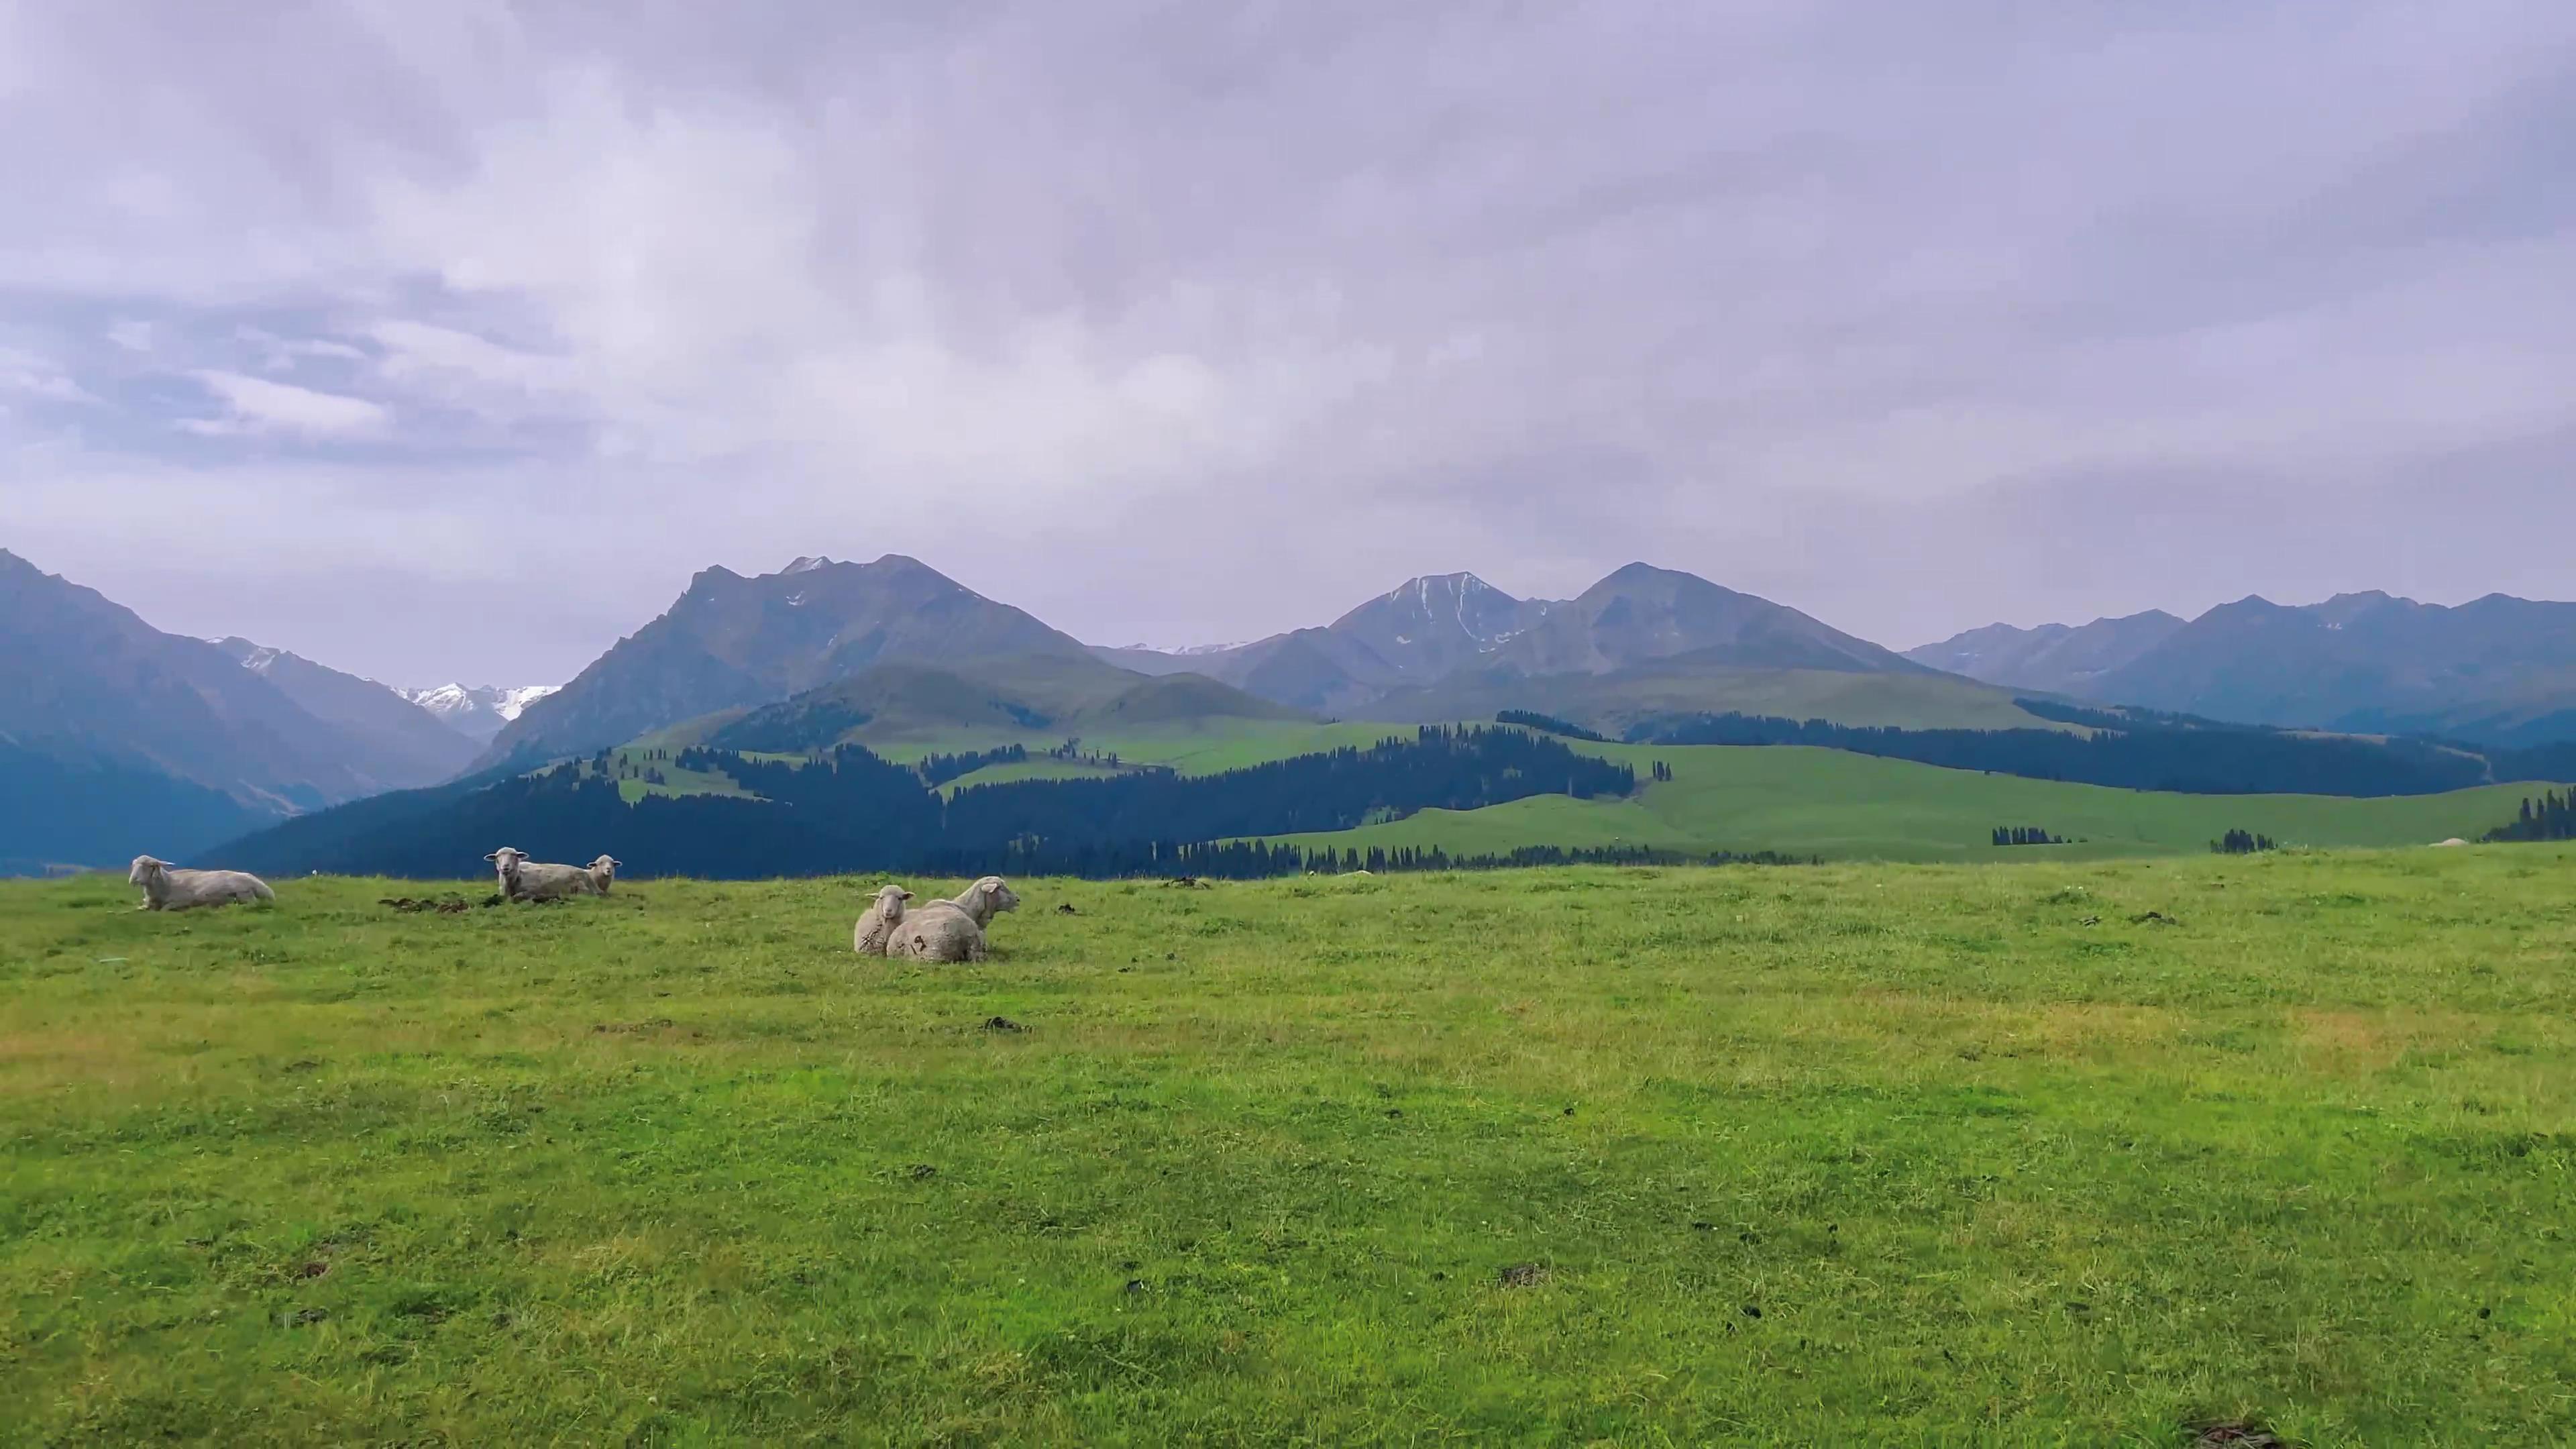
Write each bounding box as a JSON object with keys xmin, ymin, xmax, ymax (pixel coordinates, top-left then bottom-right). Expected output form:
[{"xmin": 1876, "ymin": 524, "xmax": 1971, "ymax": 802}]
[{"xmin": 5, "ymin": 1, "xmax": 2573, "ymax": 686}]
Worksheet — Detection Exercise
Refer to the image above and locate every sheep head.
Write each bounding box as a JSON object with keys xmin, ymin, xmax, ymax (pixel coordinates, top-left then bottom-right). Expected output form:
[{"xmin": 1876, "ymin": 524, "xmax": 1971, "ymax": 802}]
[
  {"xmin": 972, "ymin": 876, "xmax": 1021, "ymax": 916},
  {"xmin": 128, "ymin": 855, "xmax": 168, "ymax": 886},
  {"xmin": 875, "ymin": 883, "xmax": 913, "ymax": 918}
]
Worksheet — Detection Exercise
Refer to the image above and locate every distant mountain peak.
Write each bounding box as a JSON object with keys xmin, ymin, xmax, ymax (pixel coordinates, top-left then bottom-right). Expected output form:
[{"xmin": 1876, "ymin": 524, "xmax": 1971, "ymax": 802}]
[{"xmin": 474, "ymin": 552, "xmax": 1091, "ymax": 767}]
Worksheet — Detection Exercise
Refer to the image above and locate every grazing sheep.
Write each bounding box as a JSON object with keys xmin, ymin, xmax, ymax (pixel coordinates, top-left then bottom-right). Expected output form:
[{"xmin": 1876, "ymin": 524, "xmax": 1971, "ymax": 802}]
[
  {"xmin": 584, "ymin": 855, "xmax": 623, "ymax": 894},
  {"xmin": 888, "ymin": 902, "xmax": 988, "ymax": 963},
  {"xmin": 483, "ymin": 846, "xmax": 604, "ymax": 902},
  {"xmin": 946, "ymin": 876, "xmax": 1022, "ymax": 928},
  {"xmin": 128, "ymin": 855, "xmax": 273, "ymax": 911},
  {"xmin": 853, "ymin": 883, "xmax": 914, "ymax": 955}
]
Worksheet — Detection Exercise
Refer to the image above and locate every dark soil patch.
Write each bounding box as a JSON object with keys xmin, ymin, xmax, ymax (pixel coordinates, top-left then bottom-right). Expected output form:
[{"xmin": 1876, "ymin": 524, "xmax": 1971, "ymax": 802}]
[
  {"xmin": 907, "ymin": 1163, "xmax": 938, "ymax": 1181},
  {"xmin": 2189, "ymin": 1422, "xmax": 2283, "ymax": 1448},
  {"xmin": 981, "ymin": 1016, "xmax": 1026, "ymax": 1033},
  {"xmin": 379, "ymin": 896, "xmax": 474, "ymax": 914},
  {"xmin": 2131, "ymin": 911, "xmax": 2179, "ymax": 926},
  {"xmin": 1496, "ymin": 1263, "xmax": 1549, "ymax": 1288},
  {"xmin": 593, "ymin": 1018, "xmax": 676, "ymax": 1034}
]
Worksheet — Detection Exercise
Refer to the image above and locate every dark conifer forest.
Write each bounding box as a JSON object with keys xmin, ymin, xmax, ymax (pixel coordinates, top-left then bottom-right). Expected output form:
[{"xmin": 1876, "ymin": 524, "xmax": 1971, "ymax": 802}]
[{"xmin": 225, "ymin": 727, "xmax": 1635, "ymax": 881}]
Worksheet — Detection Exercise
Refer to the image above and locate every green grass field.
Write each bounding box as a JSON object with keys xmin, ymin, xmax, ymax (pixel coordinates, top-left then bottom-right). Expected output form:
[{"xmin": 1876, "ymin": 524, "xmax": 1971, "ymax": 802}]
[{"xmin": 6, "ymin": 850, "xmax": 2575, "ymax": 1444}]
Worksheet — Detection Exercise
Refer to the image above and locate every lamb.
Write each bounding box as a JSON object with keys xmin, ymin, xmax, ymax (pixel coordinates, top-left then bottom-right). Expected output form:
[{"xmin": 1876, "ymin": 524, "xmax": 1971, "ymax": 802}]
[
  {"xmin": 853, "ymin": 883, "xmax": 914, "ymax": 955},
  {"xmin": 887, "ymin": 901, "xmax": 988, "ymax": 963},
  {"xmin": 945, "ymin": 876, "xmax": 1021, "ymax": 928},
  {"xmin": 484, "ymin": 846, "xmax": 605, "ymax": 902},
  {"xmin": 128, "ymin": 855, "xmax": 274, "ymax": 911}
]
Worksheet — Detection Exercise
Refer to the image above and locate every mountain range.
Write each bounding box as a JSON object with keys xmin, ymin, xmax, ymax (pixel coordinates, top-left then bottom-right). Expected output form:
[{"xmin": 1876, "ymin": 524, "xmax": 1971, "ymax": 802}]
[
  {"xmin": 15, "ymin": 533, "xmax": 2576, "ymax": 875},
  {"xmin": 0, "ymin": 548, "xmax": 549, "ymax": 871},
  {"xmin": 1909, "ymin": 592, "xmax": 2576, "ymax": 747}
]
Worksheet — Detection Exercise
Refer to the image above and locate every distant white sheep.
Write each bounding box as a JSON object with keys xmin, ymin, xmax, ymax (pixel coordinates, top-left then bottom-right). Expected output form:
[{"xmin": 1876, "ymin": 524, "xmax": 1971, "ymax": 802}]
[
  {"xmin": 584, "ymin": 855, "xmax": 623, "ymax": 894},
  {"xmin": 128, "ymin": 855, "xmax": 274, "ymax": 912},
  {"xmin": 853, "ymin": 883, "xmax": 914, "ymax": 955},
  {"xmin": 888, "ymin": 901, "xmax": 988, "ymax": 963},
  {"xmin": 483, "ymin": 846, "xmax": 604, "ymax": 902},
  {"xmin": 945, "ymin": 876, "xmax": 1021, "ymax": 928}
]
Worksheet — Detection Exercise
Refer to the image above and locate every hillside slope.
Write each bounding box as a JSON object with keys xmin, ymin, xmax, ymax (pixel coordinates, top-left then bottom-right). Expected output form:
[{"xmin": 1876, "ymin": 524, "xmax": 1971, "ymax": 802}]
[{"xmin": 215, "ymin": 638, "xmax": 478, "ymax": 783}]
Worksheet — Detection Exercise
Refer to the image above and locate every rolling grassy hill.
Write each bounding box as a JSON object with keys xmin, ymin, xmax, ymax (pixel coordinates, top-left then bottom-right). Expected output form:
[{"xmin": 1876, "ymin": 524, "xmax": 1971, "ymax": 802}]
[
  {"xmin": 6, "ymin": 851, "xmax": 2574, "ymax": 1440},
  {"xmin": 579, "ymin": 717, "xmax": 2557, "ymax": 865},
  {"xmin": 1261, "ymin": 743, "xmax": 2546, "ymax": 861}
]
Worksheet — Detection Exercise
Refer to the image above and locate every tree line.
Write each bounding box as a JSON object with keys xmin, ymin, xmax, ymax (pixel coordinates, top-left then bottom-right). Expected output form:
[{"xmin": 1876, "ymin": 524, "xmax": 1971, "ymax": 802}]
[
  {"xmin": 1496, "ymin": 710, "xmax": 1608, "ymax": 743},
  {"xmin": 2484, "ymin": 790, "xmax": 2576, "ymax": 843},
  {"xmin": 916, "ymin": 743, "xmax": 1029, "ymax": 788}
]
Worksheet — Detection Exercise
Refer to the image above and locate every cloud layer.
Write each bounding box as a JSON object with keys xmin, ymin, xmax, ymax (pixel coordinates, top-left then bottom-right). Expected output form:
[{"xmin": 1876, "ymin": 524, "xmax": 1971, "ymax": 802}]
[{"xmin": 4, "ymin": 1, "xmax": 2572, "ymax": 683}]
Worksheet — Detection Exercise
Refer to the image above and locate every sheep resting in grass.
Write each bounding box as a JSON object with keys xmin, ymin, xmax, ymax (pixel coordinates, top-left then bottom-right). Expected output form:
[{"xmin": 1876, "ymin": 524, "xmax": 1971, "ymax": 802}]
[
  {"xmin": 853, "ymin": 883, "xmax": 914, "ymax": 955},
  {"xmin": 888, "ymin": 901, "xmax": 988, "ymax": 963},
  {"xmin": 484, "ymin": 846, "xmax": 604, "ymax": 902},
  {"xmin": 945, "ymin": 876, "xmax": 1021, "ymax": 928},
  {"xmin": 585, "ymin": 855, "xmax": 622, "ymax": 894},
  {"xmin": 129, "ymin": 855, "xmax": 274, "ymax": 911}
]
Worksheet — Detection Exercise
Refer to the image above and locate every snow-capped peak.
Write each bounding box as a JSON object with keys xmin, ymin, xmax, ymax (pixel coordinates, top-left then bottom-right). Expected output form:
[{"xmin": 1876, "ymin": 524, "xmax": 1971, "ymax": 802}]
[
  {"xmin": 400, "ymin": 682, "xmax": 560, "ymax": 723},
  {"xmin": 782, "ymin": 555, "xmax": 836, "ymax": 575}
]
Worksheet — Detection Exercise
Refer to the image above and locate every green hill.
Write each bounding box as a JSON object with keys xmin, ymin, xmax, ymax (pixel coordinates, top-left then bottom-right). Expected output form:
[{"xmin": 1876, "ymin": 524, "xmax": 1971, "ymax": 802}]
[{"xmin": 1260, "ymin": 742, "xmax": 2546, "ymax": 861}]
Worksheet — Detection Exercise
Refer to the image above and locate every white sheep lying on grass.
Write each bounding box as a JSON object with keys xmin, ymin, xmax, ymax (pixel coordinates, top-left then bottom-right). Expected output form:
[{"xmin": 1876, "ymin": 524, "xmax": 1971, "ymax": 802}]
[
  {"xmin": 484, "ymin": 846, "xmax": 606, "ymax": 902},
  {"xmin": 885, "ymin": 875, "xmax": 1022, "ymax": 962},
  {"xmin": 585, "ymin": 855, "xmax": 623, "ymax": 894},
  {"xmin": 128, "ymin": 855, "xmax": 273, "ymax": 911},
  {"xmin": 853, "ymin": 883, "xmax": 914, "ymax": 955},
  {"xmin": 888, "ymin": 901, "xmax": 988, "ymax": 963},
  {"xmin": 946, "ymin": 876, "xmax": 1021, "ymax": 927}
]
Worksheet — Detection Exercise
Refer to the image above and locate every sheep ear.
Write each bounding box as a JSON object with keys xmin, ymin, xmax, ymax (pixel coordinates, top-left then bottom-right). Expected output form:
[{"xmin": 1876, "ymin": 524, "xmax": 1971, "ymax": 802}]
[{"xmin": 483, "ymin": 852, "xmax": 498, "ymax": 861}]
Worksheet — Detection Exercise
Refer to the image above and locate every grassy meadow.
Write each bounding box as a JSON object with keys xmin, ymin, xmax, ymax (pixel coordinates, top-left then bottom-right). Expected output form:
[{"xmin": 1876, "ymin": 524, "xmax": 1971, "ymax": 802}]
[
  {"xmin": 6, "ymin": 849, "xmax": 2576, "ymax": 1444},
  {"xmin": 1262, "ymin": 745, "xmax": 2553, "ymax": 862}
]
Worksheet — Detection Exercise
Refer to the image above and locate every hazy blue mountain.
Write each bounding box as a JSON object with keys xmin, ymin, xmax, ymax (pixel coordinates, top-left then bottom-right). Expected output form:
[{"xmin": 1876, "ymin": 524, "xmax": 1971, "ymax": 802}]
[
  {"xmin": 1904, "ymin": 611, "xmax": 2186, "ymax": 696},
  {"xmin": 214, "ymin": 637, "xmax": 480, "ymax": 781},
  {"xmin": 1097, "ymin": 564, "xmax": 1923, "ymax": 714},
  {"xmin": 0, "ymin": 549, "xmax": 470, "ymax": 871},
  {"xmin": 2088, "ymin": 592, "xmax": 2576, "ymax": 745},
  {"xmin": 1489, "ymin": 563, "xmax": 1931, "ymax": 678}
]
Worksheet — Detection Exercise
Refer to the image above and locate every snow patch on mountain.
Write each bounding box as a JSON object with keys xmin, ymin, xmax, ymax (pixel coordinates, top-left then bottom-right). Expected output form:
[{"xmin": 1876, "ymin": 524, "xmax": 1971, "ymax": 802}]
[{"xmin": 399, "ymin": 683, "xmax": 561, "ymax": 742}]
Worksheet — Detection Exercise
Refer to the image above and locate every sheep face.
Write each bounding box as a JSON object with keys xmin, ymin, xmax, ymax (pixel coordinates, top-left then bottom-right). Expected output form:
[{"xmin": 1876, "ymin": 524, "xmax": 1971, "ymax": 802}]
[
  {"xmin": 128, "ymin": 855, "xmax": 168, "ymax": 887},
  {"xmin": 981, "ymin": 877, "xmax": 1022, "ymax": 916}
]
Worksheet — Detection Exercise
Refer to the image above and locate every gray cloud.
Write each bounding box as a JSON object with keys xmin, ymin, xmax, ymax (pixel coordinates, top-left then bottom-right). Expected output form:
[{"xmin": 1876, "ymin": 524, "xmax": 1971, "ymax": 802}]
[{"xmin": 1, "ymin": 0, "xmax": 2571, "ymax": 682}]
